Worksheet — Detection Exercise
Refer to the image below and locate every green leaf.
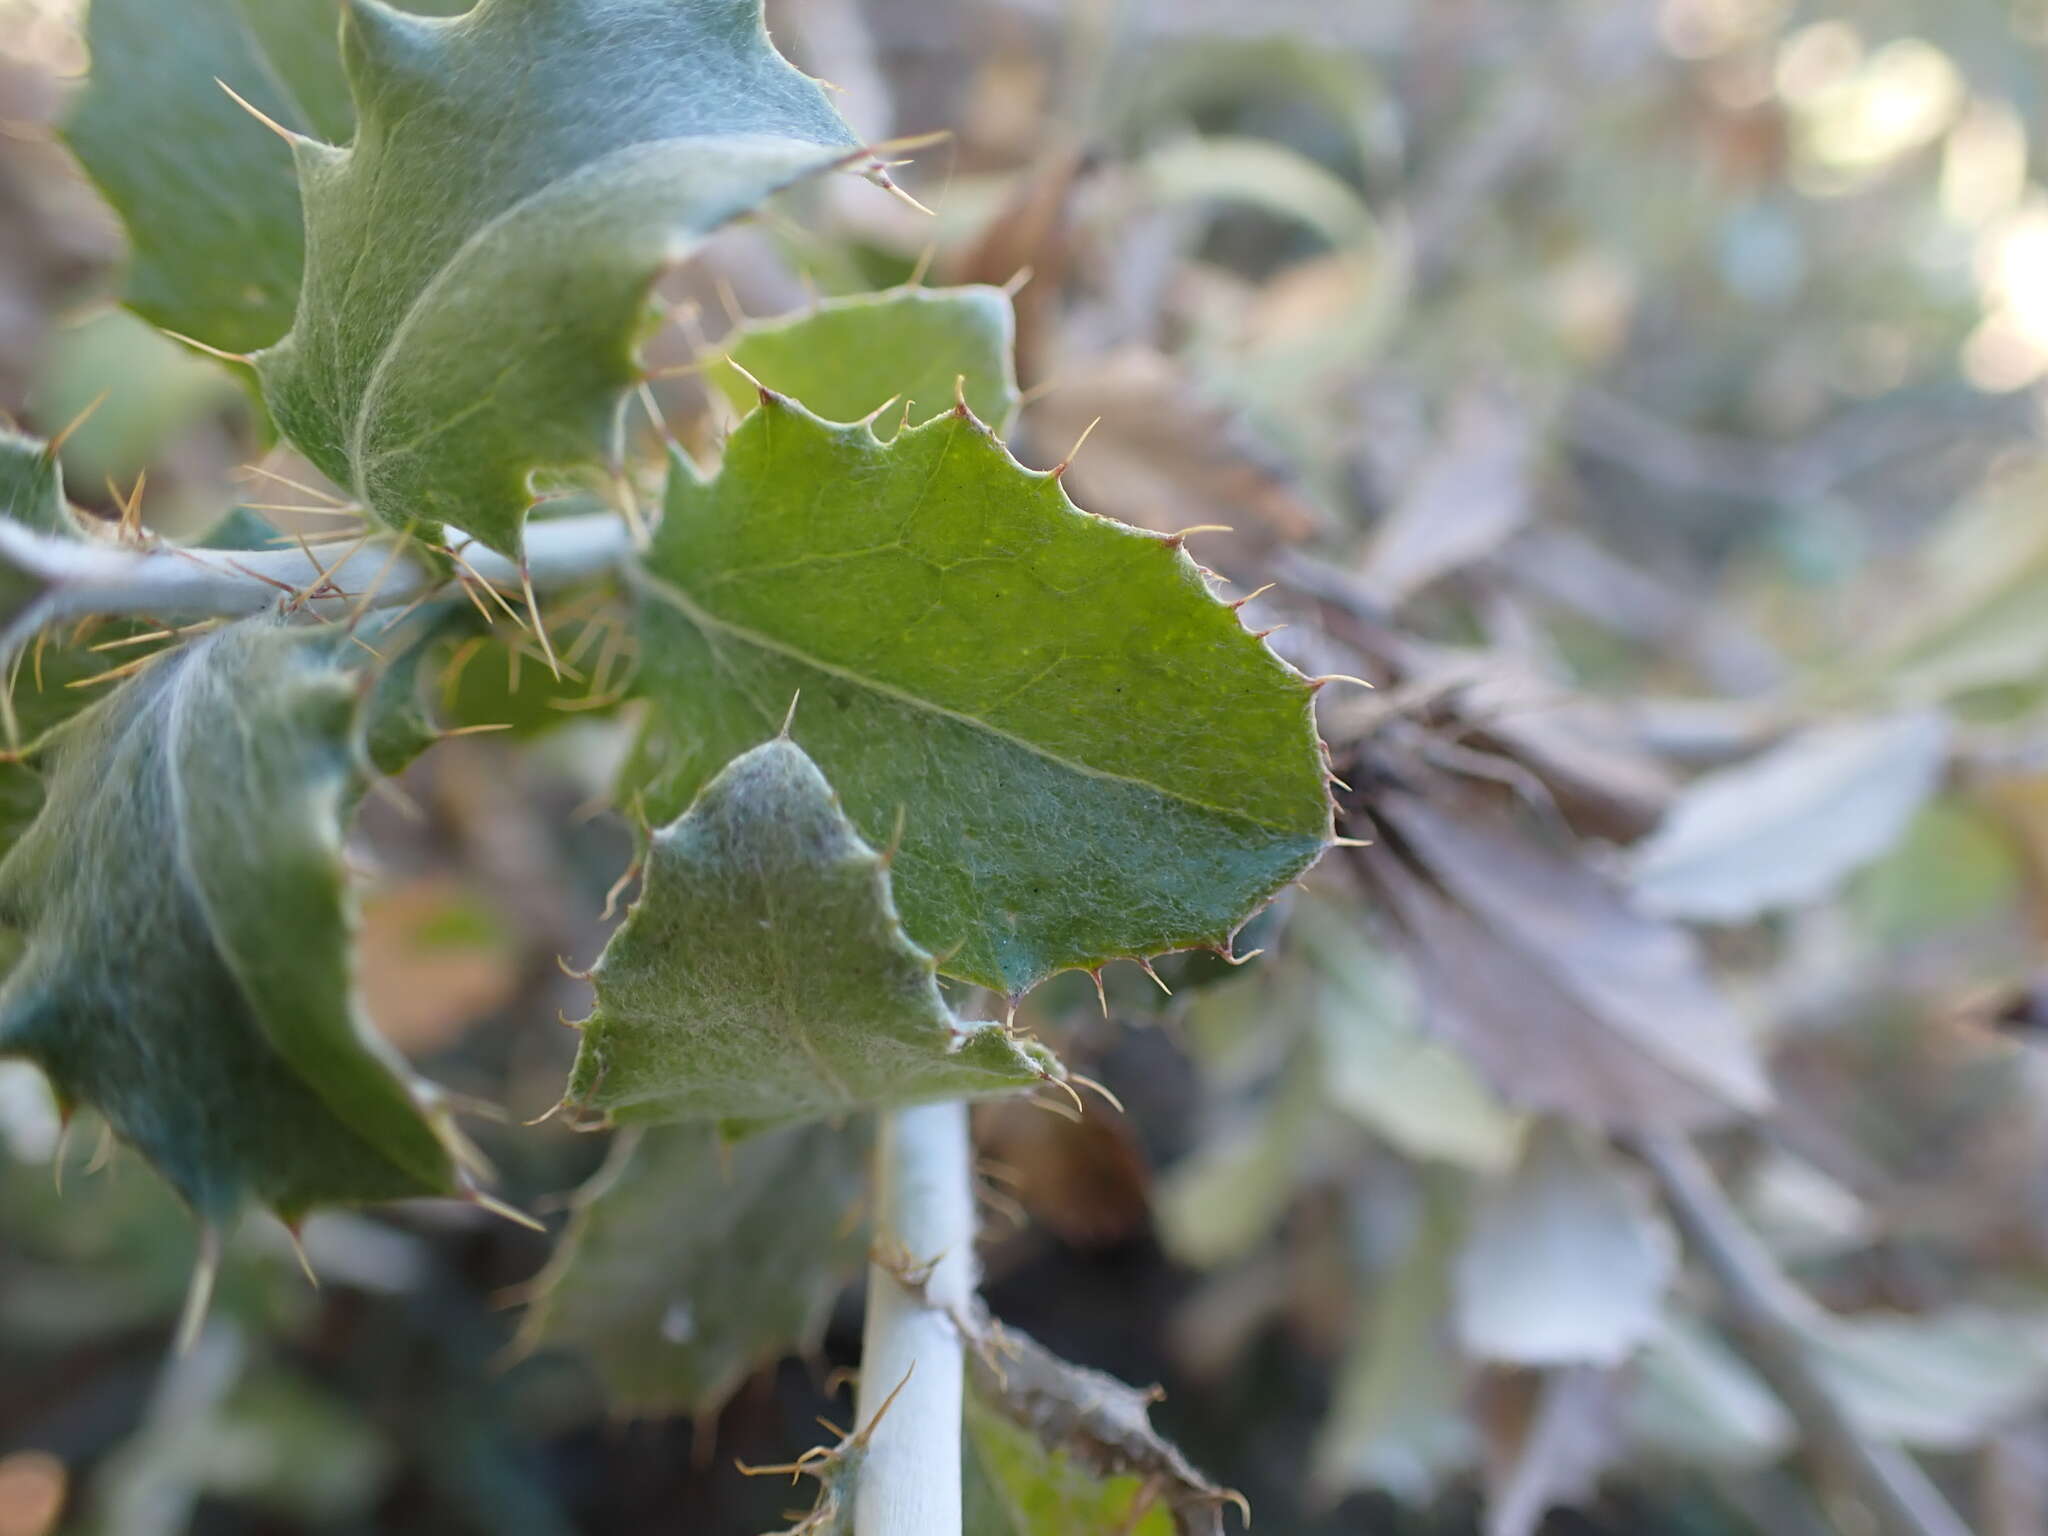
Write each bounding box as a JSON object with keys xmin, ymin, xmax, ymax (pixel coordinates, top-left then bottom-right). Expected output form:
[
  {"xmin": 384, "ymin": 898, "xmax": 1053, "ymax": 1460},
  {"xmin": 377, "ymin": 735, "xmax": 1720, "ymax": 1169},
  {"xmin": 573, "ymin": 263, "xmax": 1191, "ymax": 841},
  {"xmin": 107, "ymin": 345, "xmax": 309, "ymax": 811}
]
[
  {"xmin": 253, "ymin": 0, "xmax": 865, "ymax": 560},
  {"xmin": 564, "ymin": 736, "xmax": 1056, "ymax": 1128},
  {"xmin": 519, "ymin": 1120, "xmax": 867, "ymax": 1417},
  {"xmin": 0, "ymin": 428, "xmax": 80, "ymax": 539},
  {"xmin": 67, "ymin": 0, "xmax": 357, "ymax": 353},
  {"xmin": 964, "ymin": 1394, "xmax": 1175, "ymax": 1536},
  {"xmin": 961, "ymin": 1310, "xmax": 1236, "ymax": 1536},
  {"xmin": 625, "ymin": 400, "xmax": 1331, "ymax": 995},
  {"xmin": 0, "ymin": 618, "xmax": 466, "ymax": 1222},
  {"xmin": 710, "ymin": 285, "xmax": 1021, "ymax": 434}
]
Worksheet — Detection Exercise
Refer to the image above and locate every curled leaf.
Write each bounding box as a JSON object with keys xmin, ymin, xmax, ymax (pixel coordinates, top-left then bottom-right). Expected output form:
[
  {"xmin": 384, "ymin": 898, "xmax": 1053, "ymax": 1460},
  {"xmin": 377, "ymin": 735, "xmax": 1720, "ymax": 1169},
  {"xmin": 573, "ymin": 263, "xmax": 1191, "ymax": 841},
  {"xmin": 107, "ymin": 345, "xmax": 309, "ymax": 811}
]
[
  {"xmin": 253, "ymin": 0, "xmax": 869, "ymax": 558},
  {"xmin": 0, "ymin": 619, "xmax": 466, "ymax": 1223}
]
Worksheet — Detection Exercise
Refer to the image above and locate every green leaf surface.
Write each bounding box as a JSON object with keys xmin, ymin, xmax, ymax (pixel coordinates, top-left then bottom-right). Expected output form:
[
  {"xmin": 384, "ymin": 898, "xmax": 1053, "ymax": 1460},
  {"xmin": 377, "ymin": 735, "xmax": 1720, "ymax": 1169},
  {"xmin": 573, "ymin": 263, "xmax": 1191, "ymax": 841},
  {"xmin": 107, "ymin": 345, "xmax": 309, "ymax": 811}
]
[
  {"xmin": 710, "ymin": 285, "xmax": 1021, "ymax": 434},
  {"xmin": 964, "ymin": 1393, "xmax": 1175, "ymax": 1536},
  {"xmin": 253, "ymin": 0, "xmax": 864, "ymax": 559},
  {"xmin": 0, "ymin": 619, "xmax": 465, "ymax": 1221},
  {"xmin": 520, "ymin": 1120, "xmax": 867, "ymax": 1417},
  {"xmin": 961, "ymin": 1310, "xmax": 1235, "ymax": 1536},
  {"xmin": 565, "ymin": 736, "xmax": 1056, "ymax": 1128},
  {"xmin": 625, "ymin": 399, "xmax": 1331, "ymax": 994},
  {"xmin": 66, "ymin": 0, "xmax": 469, "ymax": 355}
]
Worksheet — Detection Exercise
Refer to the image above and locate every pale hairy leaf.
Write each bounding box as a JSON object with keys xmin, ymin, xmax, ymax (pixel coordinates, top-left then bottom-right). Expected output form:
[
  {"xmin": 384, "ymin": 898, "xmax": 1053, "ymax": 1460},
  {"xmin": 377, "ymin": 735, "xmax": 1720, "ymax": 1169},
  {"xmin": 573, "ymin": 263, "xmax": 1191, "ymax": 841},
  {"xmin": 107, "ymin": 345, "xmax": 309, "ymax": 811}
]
[
  {"xmin": 520, "ymin": 1120, "xmax": 867, "ymax": 1417},
  {"xmin": 1810, "ymin": 1308, "xmax": 2048, "ymax": 1451},
  {"xmin": 1291, "ymin": 896, "xmax": 1524, "ymax": 1173},
  {"xmin": 1631, "ymin": 710, "xmax": 1952, "ymax": 922},
  {"xmin": 1312, "ymin": 1176, "xmax": 1476, "ymax": 1503},
  {"xmin": 1358, "ymin": 787, "xmax": 1770, "ymax": 1131},
  {"xmin": 625, "ymin": 399, "xmax": 1332, "ymax": 995},
  {"xmin": 1623, "ymin": 1318, "xmax": 1792, "ymax": 1468},
  {"xmin": 709, "ymin": 285, "xmax": 1021, "ymax": 434},
  {"xmin": 252, "ymin": 0, "xmax": 868, "ymax": 558},
  {"xmin": 564, "ymin": 737, "xmax": 1057, "ymax": 1128},
  {"xmin": 65, "ymin": 0, "xmax": 473, "ymax": 353},
  {"xmin": 1453, "ymin": 1124, "xmax": 1676, "ymax": 1368},
  {"xmin": 0, "ymin": 619, "xmax": 466, "ymax": 1222}
]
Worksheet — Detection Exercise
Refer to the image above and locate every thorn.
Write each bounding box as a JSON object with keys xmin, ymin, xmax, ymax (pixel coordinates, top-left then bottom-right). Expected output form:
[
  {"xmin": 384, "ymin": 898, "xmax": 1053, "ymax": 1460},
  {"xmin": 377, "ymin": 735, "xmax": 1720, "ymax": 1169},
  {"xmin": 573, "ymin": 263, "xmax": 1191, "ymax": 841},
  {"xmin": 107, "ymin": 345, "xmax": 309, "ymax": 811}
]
[
  {"xmin": 523, "ymin": 1100, "xmax": 565, "ymax": 1128},
  {"xmin": 906, "ymin": 243, "xmax": 938, "ymax": 288},
  {"xmin": 952, "ymin": 373, "xmax": 970, "ymax": 416},
  {"xmin": 899, "ymin": 397, "xmax": 915, "ymax": 435},
  {"xmin": 214, "ymin": 78, "xmax": 301, "ymax": 145},
  {"xmin": 518, "ymin": 561, "xmax": 561, "ymax": 679},
  {"xmin": 1328, "ymin": 772, "xmax": 1354, "ymax": 792},
  {"xmin": 1228, "ymin": 583, "xmax": 1276, "ymax": 612},
  {"xmin": 46, "ymin": 389, "xmax": 110, "ymax": 458},
  {"xmin": 815, "ymin": 1415, "xmax": 850, "ymax": 1441},
  {"xmin": 602, "ymin": 857, "xmax": 641, "ymax": 922},
  {"xmin": 854, "ymin": 1362, "xmax": 918, "ymax": 1447},
  {"xmin": 1001, "ymin": 265, "xmax": 1034, "ymax": 298},
  {"xmin": 174, "ymin": 1225, "xmax": 224, "ymax": 1356},
  {"xmin": 471, "ymin": 1190, "xmax": 547, "ymax": 1234},
  {"xmin": 438, "ymin": 721, "xmax": 513, "ymax": 738},
  {"xmin": 866, "ymin": 164, "xmax": 936, "ymax": 216},
  {"xmin": 1164, "ymin": 523, "xmax": 1233, "ymax": 550},
  {"xmin": 1070, "ymin": 1072, "xmax": 1126, "ymax": 1114},
  {"xmin": 1049, "ymin": 416, "xmax": 1101, "ymax": 479},
  {"xmin": 1214, "ymin": 945, "xmax": 1264, "ymax": 967},
  {"xmin": 1138, "ymin": 957, "xmax": 1172, "ymax": 996},
  {"xmin": 1089, "ymin": 968, "xmax": 1108, "ymax": 1018},
  {"xmin": 283, "ymin": 1221, "xmax": 319, "ymax": 1289},
  {"xmin": 858, "ymin": 394, "xmax": 902, "ymax": 434},
  {"xmin": 778, "ymin": 690, "xmax": 801, "ymax": 738},
  {"xmin": 1330, "ymin": 835, "xmax": 1372, "ymax": 849},
  {"xmin": 1309, "ymin": 673, "xmax": 1374, "ymax": 692},
  {"xmin": 1252, "ymin": 625, "xmax": 1288, "ymax": 642},
  {"xmin": 880, "ymin": 803, "xmax": 907, "ymax": 865},
  {"xmin": 1045, "ymin": 1075, "xmax": 1087, "ymax": 1118},
  {"xmin": 723, "ymin": 357, "xmax": 778, "ymax": 409}
]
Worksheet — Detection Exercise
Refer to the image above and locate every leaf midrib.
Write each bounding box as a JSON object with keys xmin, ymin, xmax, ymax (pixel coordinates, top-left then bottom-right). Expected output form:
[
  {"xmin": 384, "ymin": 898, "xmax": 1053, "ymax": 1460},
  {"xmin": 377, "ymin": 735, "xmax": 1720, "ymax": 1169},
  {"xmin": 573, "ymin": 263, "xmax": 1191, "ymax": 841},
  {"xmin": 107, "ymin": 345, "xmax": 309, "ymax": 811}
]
[
  {"xmin": 341, "ymin": 132, "xmax": 851, "ymax": 504},
  {"xmin": 629, "ymin": 562, "xmax": 1310, "ymax": 836}
]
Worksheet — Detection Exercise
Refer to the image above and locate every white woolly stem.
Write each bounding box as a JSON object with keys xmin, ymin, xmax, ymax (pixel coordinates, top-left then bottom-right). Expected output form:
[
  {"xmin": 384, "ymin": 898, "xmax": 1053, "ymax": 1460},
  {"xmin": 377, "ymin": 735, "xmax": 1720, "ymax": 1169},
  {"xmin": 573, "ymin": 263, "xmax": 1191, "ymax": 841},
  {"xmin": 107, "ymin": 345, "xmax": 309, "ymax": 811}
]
[
  {"xmin": 855, "ymin": 1100, "xmax": 973, "ymax": 1536},
  {"xmin": 0, "ymin": 512, "xmax": 631, "ymax": 641}
]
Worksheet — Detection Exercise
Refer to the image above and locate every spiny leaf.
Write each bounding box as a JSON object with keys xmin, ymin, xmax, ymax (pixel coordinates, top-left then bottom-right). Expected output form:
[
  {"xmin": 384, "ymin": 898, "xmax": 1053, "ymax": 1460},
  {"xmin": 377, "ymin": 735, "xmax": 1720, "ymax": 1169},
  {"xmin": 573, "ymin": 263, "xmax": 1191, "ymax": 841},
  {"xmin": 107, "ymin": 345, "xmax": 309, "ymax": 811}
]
[
  {"xmin": 564, "ymin": 737, "xmax": 1056, "ymax": 1128},
  {"xmin": 0, "ymin": 429, "xmax": 82, "ymax": 540},
  {"xmin": 709, "ymin": 284, "xmax": 1022, "ymax": 434},
  {"xmin": 964, "ymin": 1394, "xmax": 1176, "ymax": 1536},
  {"xmin": 0, "ymin": 618, "xmax": 467, "ymax": 1223},
  {"xmin": 253, "ymin": 0, "xmax": 867, "ymax": 560},
  {"xmin": 519, "ymin": 1120, "xmax": 867, "ymax": 1418},
  {"xmin": 65, "ymin": 0, "xmax": 469, "ymax": 354},
  {"xmin": 962, "ymin": 1308, "xmax": 1238, "ymax": 1536},
  {"xmin": 624, "ymin": 399, "xmax": 1332, "ymax": 995}
]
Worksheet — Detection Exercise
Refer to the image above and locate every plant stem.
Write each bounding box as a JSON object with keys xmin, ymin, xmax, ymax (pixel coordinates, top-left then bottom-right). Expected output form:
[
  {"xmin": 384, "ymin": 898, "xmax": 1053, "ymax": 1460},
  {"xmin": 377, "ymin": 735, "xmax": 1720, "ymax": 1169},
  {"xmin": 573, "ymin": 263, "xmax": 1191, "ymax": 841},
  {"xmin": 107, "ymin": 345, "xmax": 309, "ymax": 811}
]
[
  {"xmin": 855, "ymin": 1100, "xmax": 973, "ymax": 1536},
  {"xmin": 0, "ymin": 512, "xmax": 632, "ymax": 641},
  {"xmin": 1629, "ymin": 1130, "xmax": 1973, "ymax": 1536}
]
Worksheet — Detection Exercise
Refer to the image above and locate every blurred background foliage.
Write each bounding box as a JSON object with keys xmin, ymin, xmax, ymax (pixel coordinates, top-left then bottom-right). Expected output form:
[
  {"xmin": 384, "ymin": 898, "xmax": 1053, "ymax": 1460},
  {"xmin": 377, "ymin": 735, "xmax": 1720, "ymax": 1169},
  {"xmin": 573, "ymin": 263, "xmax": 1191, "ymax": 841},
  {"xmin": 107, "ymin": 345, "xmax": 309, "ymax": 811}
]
[{"xmin": 12, "ymin": 0, "xmax": 2048, "ymax": 1531}]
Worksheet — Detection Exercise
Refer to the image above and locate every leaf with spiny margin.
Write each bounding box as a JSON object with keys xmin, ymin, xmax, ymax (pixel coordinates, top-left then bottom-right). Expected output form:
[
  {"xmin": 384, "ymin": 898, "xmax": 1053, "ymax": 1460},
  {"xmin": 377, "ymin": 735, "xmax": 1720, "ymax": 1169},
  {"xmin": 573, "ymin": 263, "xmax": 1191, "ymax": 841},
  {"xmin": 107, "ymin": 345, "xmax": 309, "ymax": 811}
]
[
  {"xmin": 709, "ymin": 285, "xmax": 1021, "ymax": 435},
  {"xmin": 964, "ymin": 1395, "xmax": 1176, "ymax": 1536},
  {"xmin": 518, "ymin": 1120, "xmax": 867, "ymax": 1417},
  {"xmin": 64, "ymin": 0, "xmax": 466, "ymax": 355},
  {"xmin": 623, "ymin": 399, "xmax": 1332, "ymax": 995},
  {"xmin": 566, "ymin": 737, "xmax": 1056, "ymax": 1127},
  {"xmin": 962, "ymin": 1309, "xmax": 1236, "ymax": 1536},
  {"xmin": 0, "ymin": 618, "xmax": 467, "ymax": 1222},
  {"xmin": 252, "ymin": 0, "xmax": 866, "ymax": 560}
]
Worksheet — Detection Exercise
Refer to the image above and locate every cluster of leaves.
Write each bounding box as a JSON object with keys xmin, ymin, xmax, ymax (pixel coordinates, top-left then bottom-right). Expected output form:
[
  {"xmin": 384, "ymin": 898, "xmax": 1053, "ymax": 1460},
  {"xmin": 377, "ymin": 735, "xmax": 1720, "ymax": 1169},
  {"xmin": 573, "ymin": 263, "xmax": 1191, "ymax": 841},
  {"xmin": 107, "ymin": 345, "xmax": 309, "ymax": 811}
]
[
  {"xmin": 0, "ymin": 0, "xmax": 1344, "ymax": 1528},
  {"xmin": 14, "ymin": 0, "xmax": 2048, "ymax": 1532}
]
